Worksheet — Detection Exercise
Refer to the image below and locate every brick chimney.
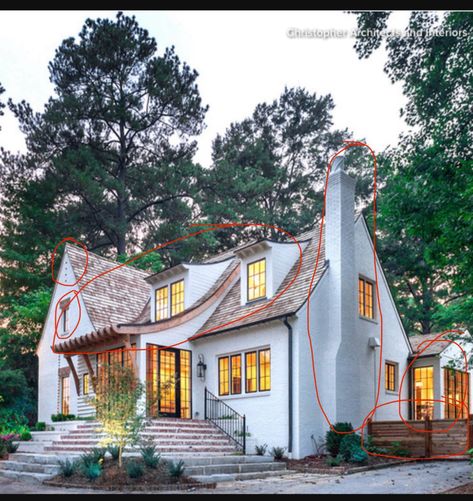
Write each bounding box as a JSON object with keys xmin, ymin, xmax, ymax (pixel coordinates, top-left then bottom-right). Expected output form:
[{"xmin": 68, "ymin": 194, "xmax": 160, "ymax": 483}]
[{"xmin": 325, "ymin": 156, "xmax": 359, "ymax": 423}]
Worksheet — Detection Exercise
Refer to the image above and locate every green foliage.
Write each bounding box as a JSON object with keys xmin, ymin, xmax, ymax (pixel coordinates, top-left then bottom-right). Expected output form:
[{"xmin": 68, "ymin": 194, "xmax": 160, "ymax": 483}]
[
  {"xmin": 90, "ymin": 447, "xmax": 107, "ymax": 463},
  {"xmin": 106, "ymin": 445, "xmax": 120, "ymax": 461},
  {"xmin": 468, "ymin": 447, "xmax": 473, "ymax": 464},
  {"xmin": 82, "ymin": 462, "xmax": 102, "ymax": 481},
  {"xmin": 126, "ymin": 460, "xmax": 144, "ymax": 479},
  {"xmin": 58, "ymin": 458, "xmax": 77, "ymax": 477},
  {"xmin": 0, "ymin": 440, "xmax": 7, "ymax": 458},
  {"xmin": 51, "ymin": 413, "xmax": 76, "ymax": 422},
  {"xmin": 168, "ymin": 459, "xmax": 185, "ymax": 479},
  {"xmin": 325, "ymin": 422, "xmax": 353, "ymax": 457},
  {"xmin": 270, "ymin": 446, "xmax": 286, "ymax": 460},
  {"xmin": 326, "ymin": 455, "xmax": 342, "ymax": 467},
  {"xmin": 0, "ymin": 435, "xmax": 20, "ymax": 453},
  {"xmin": 0, "ymin": 409, "xmax": 29, "ymax": 435},
  {"xmin": 90, "ymin": 362, "xmax": 145, "ymax": 468},
  {"xmin": 338, "ymin": 434, "xmax": 368, "ymax": 463},
  {"xmin": 79, "ymin": 451, "xmax": 102, "ymax": 469},
  {"xmin": 140, "ymin": 442, "xmax": 161, "ymax": 469},
  {"xmin": 364, "ymin": 434, "xmax": 388, "ymax": 455},
  {"xmin": 19, "ymin": 429, "xmax": 32, "ymax": 441},
  {"xmin": 34, "ymin": 422, "xmax": 46, "ymax": 431},
  {"xmin": 202, "ymin": 87, "xmax": 370, "ymax": 248},
  {"xmin": 389, "ymin": 441, "xmax": 411, "ymax": 458},
  {"xmin": 255, "ymin": 443, "xmax": 268, "ymax": 456},
  {"xmin": 118, "ymin": 251, "xmax": 163, "ymax": 274}
]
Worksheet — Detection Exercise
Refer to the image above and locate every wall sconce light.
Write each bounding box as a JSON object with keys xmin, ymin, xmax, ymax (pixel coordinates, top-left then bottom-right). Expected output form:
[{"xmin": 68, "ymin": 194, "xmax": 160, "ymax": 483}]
[{"xmin": 197, "ymin": 354, "xmax": 207, "ymax": 380}]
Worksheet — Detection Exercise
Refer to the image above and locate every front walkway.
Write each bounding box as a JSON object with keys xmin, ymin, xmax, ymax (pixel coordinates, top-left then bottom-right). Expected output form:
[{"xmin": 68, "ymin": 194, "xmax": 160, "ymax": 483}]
[{"xmin": 0, "ymin": 460, "xmax": 470, "ymax": 494}]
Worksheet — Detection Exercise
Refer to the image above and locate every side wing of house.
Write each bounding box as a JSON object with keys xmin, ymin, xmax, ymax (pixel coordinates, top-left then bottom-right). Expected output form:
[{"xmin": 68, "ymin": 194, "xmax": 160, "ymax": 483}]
[{"xmin": 36, "ymin": 249, "xmax": 95, "ymax": 422}]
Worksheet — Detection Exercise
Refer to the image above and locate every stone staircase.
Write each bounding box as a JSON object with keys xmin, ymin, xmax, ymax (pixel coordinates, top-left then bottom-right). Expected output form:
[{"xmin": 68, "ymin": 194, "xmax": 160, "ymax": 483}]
[{"xmin": 0, "ymin": 418, "xmax": 288, "ymax": 484}]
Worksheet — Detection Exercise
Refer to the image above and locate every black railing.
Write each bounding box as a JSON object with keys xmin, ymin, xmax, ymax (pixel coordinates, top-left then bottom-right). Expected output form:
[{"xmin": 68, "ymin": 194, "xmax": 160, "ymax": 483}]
[{"xmin": 204, "ymin": 387, "xmax": 246, "ymax": 454}]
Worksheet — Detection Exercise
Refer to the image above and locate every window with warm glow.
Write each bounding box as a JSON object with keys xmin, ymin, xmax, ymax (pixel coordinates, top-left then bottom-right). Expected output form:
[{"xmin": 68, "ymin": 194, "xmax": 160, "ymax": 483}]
[
  {"xmin": 155, "ymin": 286, "xmax": 169, "ymax": 321},
  {"xmin": 171, "ymin": 280, "xmax": 184, "ymax": 316},
  {"xmin": 231, "ymin": 354, "xmax": 242, "ymax": 394},
  {"xmin": 385, "ymin": 362, "xmax": 396, "ymax": 392},
  {"xmin": 259, "ymin": 349, "xmax": 271, "ymax": 391},
  {"xmin": 218, "ymin": 356, "xmax": 229, "ymax": 396},
  {"xmin": 413, "ymin": 366, "xmax": 434, "ymax": 420},
  {"xmin": 245, "ymin": 351, "xmax": 257, "ymax": 393},
  {"xmin": 61, "ymin": 375, "xmax": 70, "ymax": 415},
  {"xmin": 444, "ymin": 368, "xmax": 469, "ymax": 419},
  {"xmin": 247, "ymin": 258, "xmax": 266, "ymax": 301},
  {"xmin": 358, "ymin": 277, "xmax": 374, "ymax": 319},
  {"xmin": 83, "ymin": 373, "xmax": 90, "ymax": 395}
]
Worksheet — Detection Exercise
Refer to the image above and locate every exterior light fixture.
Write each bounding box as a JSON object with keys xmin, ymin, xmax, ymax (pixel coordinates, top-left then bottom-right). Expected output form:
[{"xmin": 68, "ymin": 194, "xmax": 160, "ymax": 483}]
[{"xmin": 197, "ymin": 354, "xmax": 207, "ymax": 380}]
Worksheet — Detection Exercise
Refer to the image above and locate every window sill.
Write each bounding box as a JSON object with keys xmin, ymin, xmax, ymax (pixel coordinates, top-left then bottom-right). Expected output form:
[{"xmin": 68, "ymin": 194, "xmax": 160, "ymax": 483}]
[
  {"xmin": 385, "ymin": 390, "xmax": 398, "ymax": 396},
  {"xmin": 359, "ymin": 315, "xmax": 377, "ymax": 324},
  {"xmin": 245, "ymin": 297, "xmax": 268, "ymax": 306},
  {"xmin": 219, "ymin": 392, "xmax": 271, "ymax": 401}
]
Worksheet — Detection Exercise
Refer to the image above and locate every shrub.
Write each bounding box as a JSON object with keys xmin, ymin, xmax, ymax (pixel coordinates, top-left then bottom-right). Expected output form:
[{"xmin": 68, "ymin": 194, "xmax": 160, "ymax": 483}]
[
  {"xmin": 58, "ymin": 458, "xmax": 77, "ymax": 477},
  {"xmin": 140, "ymin": 443, "xmax": 160, "ymax": 469},
  {"xmin": 255, "ymin": 443, "xmax": 268, "ymax": 456},
  {"xmin": 19, "ymin": 430, "xmax": 32, "ymax": 441},
  {"xmin": 326, "ymin": 422, "xmax": 353, "ymax": 457},
  {"xmin": 5, "ymin": 440, "xmax": 19, "ymax": 453},
  {"xmin": 0, "ymin": 440, "xmax": 7, "ymax": 459},
  {"xmin": 270, "ymin": 446, "xmax": 286, "ymax": 460},
  {"xmin": 389, "ymin": 441, "xmax": 410, "ymax": 457},
  {"xmin": 168, "ymin": 459, "xmax": 185, "ymax": 479},
  {"xmin": 107, "ymin": 445, "xmax": 120, "ymax": 460},
  {"xmin": 339, "ymin": 434, "xmax": 368, "ymax": 464},
  {"xmin": 51, "ymin": 413, "xmax": 76, "ymax": 422},
  {"xmin": 350, "ymin": 448, "xmax": 368, "ymax": 463},
  {"xmin": 364, "ymin": 435, "xmax": 388, "ymax": 455},
  {"xmin": 80, "ymin": 451, "xmax": 100, "ymax": 469},
  {"xmin": 0, "ymin": 434, "xmax": 20, "ymax": 453},
  {"xmin": 326, "ymin": 455, "xmax": 342, "ymax": 467},
  {"xmin": 90, "ymin": 447, "xmax": 107, "ymax": 462},
  {"xmin": 126, "ymin": 460, "xmax": 144, "ymax": 479},
  {"xmin": 34, "ymin": 422, "xmax": 47, "ymax": 431},
  {"xmin": 83, "ymin": 462, "xmax": 102, "ymax": 480}
]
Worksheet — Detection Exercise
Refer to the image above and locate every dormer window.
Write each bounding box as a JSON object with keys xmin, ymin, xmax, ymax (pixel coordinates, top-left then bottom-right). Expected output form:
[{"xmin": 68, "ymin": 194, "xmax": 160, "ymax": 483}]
[
  {"xmin": 171, "ymin": 279, "xmax": 184, "ymax": 316},
  {"xmin": 155, "ymin": 286, "xmax": 169, "ymax": 321},
  {"xmin": 247, "ymin": 258, "xmax": 266, "ymax": 302}
]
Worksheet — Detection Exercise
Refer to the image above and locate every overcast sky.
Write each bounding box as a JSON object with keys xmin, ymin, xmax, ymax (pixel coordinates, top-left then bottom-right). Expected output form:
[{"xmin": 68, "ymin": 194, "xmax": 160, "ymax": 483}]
[{"xmin": 0, "ymin": 10, "xmax": 412, "ymax": 167}]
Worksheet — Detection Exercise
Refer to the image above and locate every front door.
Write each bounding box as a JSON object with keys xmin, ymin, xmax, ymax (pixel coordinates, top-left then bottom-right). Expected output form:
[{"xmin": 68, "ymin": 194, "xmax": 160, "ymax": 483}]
[{"xmin": 146, "ymin": 344, "xmax": 191, "ymax": 419}]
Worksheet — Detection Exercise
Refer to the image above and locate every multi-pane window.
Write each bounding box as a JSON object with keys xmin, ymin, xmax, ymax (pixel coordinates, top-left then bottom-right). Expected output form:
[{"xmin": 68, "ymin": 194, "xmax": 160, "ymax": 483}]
[
  {"xmin": 171, "ymin": 280, "xmax": 185, "ymax": 316},
  {"xmin": 155, "ymin": 286, "xmax": 169, "ymax": 321},
  {"xmin": 61, "ymin": 376, "xmax": 70, "ymax": 415},
  {"xmin": 358, "ymin": 277, "xmax": 374, "ymax": 319},
  {"xmin": 245, "ymin": 352, "xmax": 257, "ymax": 393},
  {"xmin": 444, "ymin": 368, "xmax": 469, "ymax": 419},
  {"xmin": 259, "ymin": 349, "xmax": 271, "ymax": 391},
  {"xmin": 218, "ymin": 356, "xmax": 230, "ymax": 396},
  {"xmin": 83, "ymin": 373, "xmax": 90, "ymax": 395},
  {"xmin": 385, "ymin": 362, "xmax": 396, "ymax": 392},
  {"xmin": 231, "ymin": 355, "xmax": 242, "ymax": 394},
  {"xmin": 413, "ymin": 366, "xmax": 434, "ymax": 420},
  {"xmin": 248, "ymin": 258, "xmax": 266, "ymax": 301}
]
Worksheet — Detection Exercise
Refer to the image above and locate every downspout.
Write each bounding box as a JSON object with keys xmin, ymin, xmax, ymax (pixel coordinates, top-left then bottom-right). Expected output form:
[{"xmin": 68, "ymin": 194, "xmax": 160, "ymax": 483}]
[{"xmin": 283, "ymin": 316, "xmax": 293, "ymax": 454}]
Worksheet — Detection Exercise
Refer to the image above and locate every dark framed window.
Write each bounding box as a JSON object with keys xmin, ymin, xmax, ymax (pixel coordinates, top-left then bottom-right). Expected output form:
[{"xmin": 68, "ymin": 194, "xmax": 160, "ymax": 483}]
[
  {"xmin": 171, "ymin": 280, "xmax": 184, "ymax": 316},
  {"xmin": 247, "ymin": 258, "xmax": 266, "ymax": 301},
  {"xmin": 83, "ymin": 373, "xmax": 90, "ymax": 395},
  {"xmin": 444, "ymin": 368, "xmax": 469, "ymax": 419},
  {"xmin": 155, "ymin": 286, "xmax": 169, "ymax": 321},
  {"xmin": 385, "ymin": 362, "xmax": 396, "ymax": 392},
  {"xmin": 231, "ymin": 354, "xmax": 242, "ymax": 395},
  {"xmin": 358, "ymin": 277, "xmax": 374, "ymax": 319},
  {"xmin": 245, "ymin": 351, "xmax": 257, "ymax": 393},
  {"xmin": 259, "ymin": 349, "xmax": 271, "ymax": 391},
  {"xmin": 218, "ymin": 356, "xmax": 229, "ymax": 396},
  {"xmin": 60, "ymin": 300, "xmax": 69, "ymax": 333}
]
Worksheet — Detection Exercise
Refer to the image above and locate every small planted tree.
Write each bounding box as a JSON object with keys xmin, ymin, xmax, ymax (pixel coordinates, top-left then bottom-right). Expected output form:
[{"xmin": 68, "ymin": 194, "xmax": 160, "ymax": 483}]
[{"xmin": 90, "ymin": 361, "xmax": 144, "ymax": 467}]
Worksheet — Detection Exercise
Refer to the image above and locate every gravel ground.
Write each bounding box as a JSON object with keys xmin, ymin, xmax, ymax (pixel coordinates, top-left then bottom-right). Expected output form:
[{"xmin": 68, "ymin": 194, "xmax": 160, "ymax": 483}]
[{"xmin": 0, "ymin": 460, "xmax": 471, "ymax": 495}]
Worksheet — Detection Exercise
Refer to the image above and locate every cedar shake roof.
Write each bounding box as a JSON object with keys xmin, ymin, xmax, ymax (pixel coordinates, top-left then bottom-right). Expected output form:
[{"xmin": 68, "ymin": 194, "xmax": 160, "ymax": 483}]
[
  {"xmin": 408, "ymin": 332, "xmax": 459, "ymax": 357},
  {"xmin": 195, "ymin": 225, "xmax": 327, "ymax": 337},
  {"xmin": 65, "ymin": 243, "xmax": 150, "ymax": 330}
]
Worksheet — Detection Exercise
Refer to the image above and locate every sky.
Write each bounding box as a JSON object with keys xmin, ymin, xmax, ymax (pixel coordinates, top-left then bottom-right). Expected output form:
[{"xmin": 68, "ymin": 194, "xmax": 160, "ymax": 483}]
[{"xmin": 0, "ymin": 10, "xmax": 412, "ymax": 167}]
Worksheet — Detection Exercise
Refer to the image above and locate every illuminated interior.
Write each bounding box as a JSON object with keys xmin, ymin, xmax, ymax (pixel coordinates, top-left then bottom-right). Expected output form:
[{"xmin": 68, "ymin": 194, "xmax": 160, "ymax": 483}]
[
  {"xmin": 413, "ymin": 366, "xmax": 434, "ymax": 419},
  {"xmin": 444, "ymin": 368, "xmax": 469, "ymax": 419},
  {"xmin": 248, "ymin": 258, "xmax": 266, "ymax": 301},
  {"xmin": 61, "ymin": 375, "xmax": 70, "ymax": 415},
  {"xmin": 171, "ymin": 280, "xmax": 184, "ymax": 316},
  {"xmin": 155, "ymin": 286, "xmax": 169, "ymax": 320},
  {"xmin": 358, "ymin": 277, "xmax": 374, "ymax": 319}
]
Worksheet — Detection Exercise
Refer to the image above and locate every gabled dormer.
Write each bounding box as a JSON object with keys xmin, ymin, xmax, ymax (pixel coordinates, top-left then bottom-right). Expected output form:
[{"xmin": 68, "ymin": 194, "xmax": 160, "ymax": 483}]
[
  {"xmin": 235, "ymin": 239, "xmax": 309, "ymax": 306},
  {"xmin": 145, "ymin": 259, "xmax": 233, "ymax": 322}
]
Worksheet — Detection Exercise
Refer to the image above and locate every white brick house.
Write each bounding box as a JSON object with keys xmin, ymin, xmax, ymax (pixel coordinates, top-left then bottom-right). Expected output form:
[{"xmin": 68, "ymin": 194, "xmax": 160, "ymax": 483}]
[{"xmin": 36, "ymin": 157, "xmax": 472, "ymax": 459}]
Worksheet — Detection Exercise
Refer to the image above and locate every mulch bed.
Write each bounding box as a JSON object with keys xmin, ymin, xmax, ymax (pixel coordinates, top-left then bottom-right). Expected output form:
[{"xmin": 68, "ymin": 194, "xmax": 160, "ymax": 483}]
[
  {"xmin": 282, "ymin": 455, "xmax": 410, "ymax": 475},
  {"xmin": 442, "ymin": 482, "xmax": 473, "ymax": 494},
  {"xmin": 44, "ymin": 458, "xmax": 216, "ymax": 492}
]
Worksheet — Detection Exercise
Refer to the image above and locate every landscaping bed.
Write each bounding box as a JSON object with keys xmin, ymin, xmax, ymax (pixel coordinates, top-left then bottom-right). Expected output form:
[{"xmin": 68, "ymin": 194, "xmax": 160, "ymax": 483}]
[
  {"xmin": 442, "ymin": 482, "xmax": 473, "ymax": 494},
  {"xmin": 45, "ymin": 457, "xmax": 216, "ymax": 492},
  {"xmin": 283, "ymin": 454, "xmax": 410, "ymax": 475}
]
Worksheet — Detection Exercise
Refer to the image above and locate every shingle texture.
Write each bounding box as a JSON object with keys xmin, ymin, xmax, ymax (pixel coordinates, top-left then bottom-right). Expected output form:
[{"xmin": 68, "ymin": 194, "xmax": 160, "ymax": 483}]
[{"xmin": 408, "ymin": 332, "xmax": 454, "ymax": 357}]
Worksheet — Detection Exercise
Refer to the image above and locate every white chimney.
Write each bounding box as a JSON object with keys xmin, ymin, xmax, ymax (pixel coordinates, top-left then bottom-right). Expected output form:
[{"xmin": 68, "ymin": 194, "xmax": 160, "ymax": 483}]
[{"xmin": 325, "ymin": 156, "xmax": 359, "ymax": 423}]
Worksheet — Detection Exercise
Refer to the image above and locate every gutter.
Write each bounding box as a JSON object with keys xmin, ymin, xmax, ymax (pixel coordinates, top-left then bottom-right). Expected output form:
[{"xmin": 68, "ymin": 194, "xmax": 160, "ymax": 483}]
[{"xmin": 283, "ymin": 316, "xmax": 293, "ymax": 454}]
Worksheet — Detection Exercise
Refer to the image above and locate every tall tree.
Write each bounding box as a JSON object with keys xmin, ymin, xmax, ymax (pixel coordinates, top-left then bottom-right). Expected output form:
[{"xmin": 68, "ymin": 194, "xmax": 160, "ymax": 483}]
[
  {"xmin": 353, "ymin": 11, "xmax": 473, "ymax": 333},
  {"xmin": 201, "ymin": 87, "xmax": 373, "ymax": 248},
  {"xmin": 8, "ymin": 11, "xmax": 207, "ymax": 256}
]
